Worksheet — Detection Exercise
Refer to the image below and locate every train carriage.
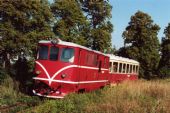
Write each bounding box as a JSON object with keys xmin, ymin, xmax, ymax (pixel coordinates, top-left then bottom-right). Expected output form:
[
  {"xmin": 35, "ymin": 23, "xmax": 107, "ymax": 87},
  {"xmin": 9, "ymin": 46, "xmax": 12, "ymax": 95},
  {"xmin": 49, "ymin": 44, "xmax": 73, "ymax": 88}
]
[
  {"xmin": 33, "ymin": 39, "xmax": 110, "ymax": 98},
  {"xmin": 108, "ymin": 54, "xmax": 139, "ymax": 85}
]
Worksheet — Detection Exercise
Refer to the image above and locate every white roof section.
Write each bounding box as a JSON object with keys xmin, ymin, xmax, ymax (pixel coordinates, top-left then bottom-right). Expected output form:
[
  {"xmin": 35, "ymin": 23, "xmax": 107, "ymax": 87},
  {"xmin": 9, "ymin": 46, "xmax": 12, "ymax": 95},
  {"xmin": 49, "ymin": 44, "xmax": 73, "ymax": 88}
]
[
  {"xmin": 39, "ymin": 39, "xmax": 108, "ymax": 57},
  {"xmin": 108, "ymin": 54, "xmax": 139, "ymax": 65}
]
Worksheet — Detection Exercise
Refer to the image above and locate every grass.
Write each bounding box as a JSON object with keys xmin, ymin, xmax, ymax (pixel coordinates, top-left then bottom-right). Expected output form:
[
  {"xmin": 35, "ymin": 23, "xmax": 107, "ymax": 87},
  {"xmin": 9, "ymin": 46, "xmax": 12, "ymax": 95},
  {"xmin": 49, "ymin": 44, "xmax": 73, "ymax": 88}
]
[
  {"xmin": 0, "ymin": 76, "xmax": 41, "ymax": 113},
  {"xmin": 0, "ymin": 77, "xmax": 170, "ymax": 113}
]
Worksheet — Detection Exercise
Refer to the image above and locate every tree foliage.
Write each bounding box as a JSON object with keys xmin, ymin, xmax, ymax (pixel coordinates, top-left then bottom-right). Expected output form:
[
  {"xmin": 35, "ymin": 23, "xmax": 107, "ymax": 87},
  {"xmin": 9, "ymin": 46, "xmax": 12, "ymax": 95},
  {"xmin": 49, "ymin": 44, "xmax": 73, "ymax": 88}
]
[
  {"xmin": 0, "ymin": 0, "xmax": 113, "ymax": 69},
  {"xmin": 118, "ymin": 11, "xmax": 160, "ymax": 79},
  {"xmin": 0, "ymin": 0, "xmax": 54, "ymax": 68},
  {"xmin": 51, "ymin": 0, "xmax": 88, "ymax": 46},
  {"xmin": 80, "ymin": 0, "xmax": 113, "ymax": 52},
  {"xmin": 158, "ymin": 23, "xmax": 170, "ymax": 78},
  {"xmin": 51, "ymin": 0, "xmax": 113, "ymax": 52}
]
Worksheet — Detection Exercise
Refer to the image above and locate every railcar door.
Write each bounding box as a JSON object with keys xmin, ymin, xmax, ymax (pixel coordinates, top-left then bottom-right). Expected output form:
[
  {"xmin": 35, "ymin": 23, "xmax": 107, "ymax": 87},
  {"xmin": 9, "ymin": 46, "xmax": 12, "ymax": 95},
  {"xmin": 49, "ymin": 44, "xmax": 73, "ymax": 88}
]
[
  {"xmin": 77, "ymin": 49, "xmax": 87, "ymax": 90},
  {"xmin": 98, "ymin": 56, "xmax": 103, "ymax": 80},
  {"xmin": 97, "ymin": 56, "xmax": 109, "ymax": 86}
]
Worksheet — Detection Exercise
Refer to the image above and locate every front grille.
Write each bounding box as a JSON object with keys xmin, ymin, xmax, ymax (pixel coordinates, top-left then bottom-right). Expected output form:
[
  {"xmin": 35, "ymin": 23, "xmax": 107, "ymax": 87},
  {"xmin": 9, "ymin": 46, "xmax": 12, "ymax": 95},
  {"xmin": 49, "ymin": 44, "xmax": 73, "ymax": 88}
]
[{"xmin": 33, "ymin": 80, "xmax": 61, "ymax": 95}]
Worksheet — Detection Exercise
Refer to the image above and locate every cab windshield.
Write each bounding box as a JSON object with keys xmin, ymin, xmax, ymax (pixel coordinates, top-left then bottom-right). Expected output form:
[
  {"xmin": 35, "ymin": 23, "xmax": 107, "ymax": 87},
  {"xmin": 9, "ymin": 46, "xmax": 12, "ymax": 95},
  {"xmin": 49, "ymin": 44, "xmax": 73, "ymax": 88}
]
[
  {"xmin": 38, "ymin": 45, "xmax": 59, "ymax": 61},
  {"xmin": 38, "ymin": 45, "xmax": 48, "ymax": 60},
  {"xmin": 60, "ymin": 48, "xmax": 75, "ymax": 63},
  {"xmin": 38, "ymin": 45, "xmax": 74, "ymax": 63},
  {"xmin": 49, "ymin": 46, "xmax": 59, "ymax": 60}
]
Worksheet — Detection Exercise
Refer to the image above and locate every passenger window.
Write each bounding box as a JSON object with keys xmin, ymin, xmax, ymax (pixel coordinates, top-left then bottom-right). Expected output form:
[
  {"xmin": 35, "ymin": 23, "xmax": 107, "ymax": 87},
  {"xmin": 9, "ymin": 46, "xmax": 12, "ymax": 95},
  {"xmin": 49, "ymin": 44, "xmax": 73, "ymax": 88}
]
[
  {"xmin": 133, "ymin": 65, "xmax": 136, "ymax": 73},
  {"xmin": 113, "ymin": 62, "xmax": 118, "ymax": 73},
  {"xmin": 109, "ymin": 62, "xmax": 113, "ymax": 73},
  {"xmin": 60, "ymin": 48, "xmax": 74, "ymax": 63},
  {"xmin": 119, "ymin": 63, "xmax": 122, "ymax": 73},
  {"xmin": 126, "ymin": 64, "xmax": 129, "ymax": 73},
  {"xmin": 50, "ymin": 46, "xmax": 59, "ymax": 60},
  {"xmin": 130, "ymin": 65, "xmax": 133, "ymax": 73},
  {"xmin": 123, "ymin": 63, "xmax": 126, "ymax": 73}
]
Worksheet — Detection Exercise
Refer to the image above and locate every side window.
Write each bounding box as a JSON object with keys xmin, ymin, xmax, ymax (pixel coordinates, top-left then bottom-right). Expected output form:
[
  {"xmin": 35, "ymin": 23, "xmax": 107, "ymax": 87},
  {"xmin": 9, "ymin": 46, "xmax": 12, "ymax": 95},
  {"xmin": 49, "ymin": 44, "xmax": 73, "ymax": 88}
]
[
  {"xmin": 109, "ymin": 62, "xmax": 113, "ymax": 73},
  {"xmin": 50, "ymin": 46, "xmax": 59, "ymax": 60},
  {"xmin": 133, "ymin": 65, "xmax": 136, "ymax": 74},
  {"xmin": 113, "ymin": 62, "xmax": 118, "ymax": 73},
  {"xmin": 130, "ymin": 65, "xmax": 133, "ymax": 73},
  {"xmin": 60, "ymin": 48, "xmax": 75, "ymax": 63},
  {"xmin": 119, "ymin": 63, "xmax": 122, "ymax": 73},
  {"xmin": 126, "ymin": 64, "xmax": 129, "ymax": 73},
  {"xmin": 123, "ymin": 63, "xmax": 126, "ymax": 73},
  {"xmin": 86, "ymin": 53, "xmax": 98, "ymax": 66}
]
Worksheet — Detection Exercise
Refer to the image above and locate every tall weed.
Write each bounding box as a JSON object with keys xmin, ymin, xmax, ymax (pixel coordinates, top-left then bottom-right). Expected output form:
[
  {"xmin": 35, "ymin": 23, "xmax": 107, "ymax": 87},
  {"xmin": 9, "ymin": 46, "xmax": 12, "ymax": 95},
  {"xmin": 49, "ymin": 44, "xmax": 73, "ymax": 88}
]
[{"xmin": 1, "ymin": 78, "xmax": 170, "ymax": 113}]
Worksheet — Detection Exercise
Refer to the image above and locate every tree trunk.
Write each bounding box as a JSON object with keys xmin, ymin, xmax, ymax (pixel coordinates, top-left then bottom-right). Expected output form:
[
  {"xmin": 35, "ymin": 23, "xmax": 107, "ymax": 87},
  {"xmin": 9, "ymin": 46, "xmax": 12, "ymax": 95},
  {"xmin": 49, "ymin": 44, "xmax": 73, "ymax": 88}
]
[{"xmin": 2, "ymin": 52, "xmax": 11, "ymax": 70}]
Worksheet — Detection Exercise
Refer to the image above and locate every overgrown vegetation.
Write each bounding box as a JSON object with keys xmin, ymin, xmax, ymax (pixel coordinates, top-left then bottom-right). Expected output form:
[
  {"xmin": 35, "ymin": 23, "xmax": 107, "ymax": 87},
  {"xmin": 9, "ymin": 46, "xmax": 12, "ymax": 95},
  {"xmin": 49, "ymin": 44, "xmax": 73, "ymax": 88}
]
[
  {"xmin": 0, "ymin": 1, "xmax": 169, "ymax": 112},
  {"xmin": 0, "ymin": 75, "xmax": 41, "ymax": 113},
  {"xmin": 1, "ymin": 76, "xmax": 170, "ymax": 113}
]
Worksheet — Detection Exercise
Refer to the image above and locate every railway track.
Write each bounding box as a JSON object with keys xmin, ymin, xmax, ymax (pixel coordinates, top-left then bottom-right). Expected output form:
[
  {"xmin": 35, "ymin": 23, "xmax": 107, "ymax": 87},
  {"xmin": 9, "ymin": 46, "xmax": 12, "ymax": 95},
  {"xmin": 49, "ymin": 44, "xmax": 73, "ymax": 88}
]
[{"xmin": 0, "ymin": 102, "xmax": 27, "ymax": 113}]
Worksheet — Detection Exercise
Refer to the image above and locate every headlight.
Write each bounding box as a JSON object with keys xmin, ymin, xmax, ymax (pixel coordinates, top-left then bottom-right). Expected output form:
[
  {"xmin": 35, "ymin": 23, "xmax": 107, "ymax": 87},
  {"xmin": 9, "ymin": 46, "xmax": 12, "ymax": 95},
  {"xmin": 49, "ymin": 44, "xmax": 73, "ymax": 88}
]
[
  {"xmin": 36, "ymin": 70, "xmax": 41, "ymax": 75},
  {"xmin": 61, "ymin": 73, "xmax": 67, "ymax": 79},
  {"xmin": 51, "ymin": 38, "xmax": 59, "ymax": 44}
]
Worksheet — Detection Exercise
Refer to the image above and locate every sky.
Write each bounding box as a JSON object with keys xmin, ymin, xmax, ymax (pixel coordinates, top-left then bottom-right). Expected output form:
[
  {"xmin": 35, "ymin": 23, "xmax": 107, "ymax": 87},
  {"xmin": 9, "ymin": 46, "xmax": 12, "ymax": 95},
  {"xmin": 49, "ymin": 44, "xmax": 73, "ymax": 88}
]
[
  {"xmin": 49, "ymin": 0, "xmax": 170, "ymax": 49},
  {"xmin": 110, "ymin": 0, "xmax": 170, "ymax": 49}
]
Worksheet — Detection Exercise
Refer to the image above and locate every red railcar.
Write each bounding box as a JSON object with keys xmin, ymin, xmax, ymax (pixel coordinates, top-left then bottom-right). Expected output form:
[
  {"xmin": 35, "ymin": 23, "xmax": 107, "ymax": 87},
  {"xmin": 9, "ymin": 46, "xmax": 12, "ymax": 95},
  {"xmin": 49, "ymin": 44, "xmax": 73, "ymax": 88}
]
[
  {"xmin": 33, "ymin": 39, "xmax": 110, "ymax": 98},
  {"xmin": 33, "ymin": 39, "xmax": 140, "ymax": 98}
]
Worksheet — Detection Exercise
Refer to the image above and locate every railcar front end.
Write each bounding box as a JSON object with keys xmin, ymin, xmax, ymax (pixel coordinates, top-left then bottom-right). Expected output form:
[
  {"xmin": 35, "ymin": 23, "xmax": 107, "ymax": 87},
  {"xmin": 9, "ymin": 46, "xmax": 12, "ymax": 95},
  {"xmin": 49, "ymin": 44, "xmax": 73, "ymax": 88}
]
[
  {"xmin": 33, "ymin": 40, "xmax": 79, "ymax": 98},
  {"xmin": 33, "ymin": 39, "xmax": 110, "ymax": 98}
]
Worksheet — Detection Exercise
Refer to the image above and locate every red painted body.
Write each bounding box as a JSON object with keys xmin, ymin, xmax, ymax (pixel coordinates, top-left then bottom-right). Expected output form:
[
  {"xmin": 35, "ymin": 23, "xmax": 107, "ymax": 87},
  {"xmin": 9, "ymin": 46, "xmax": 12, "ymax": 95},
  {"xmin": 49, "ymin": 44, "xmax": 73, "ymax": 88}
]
[
  {"xmin": 33, "ymin": 40, "xmax": 139, "ymax": 98},
  {"xmin": 109, "ymin": 73, "xmax": 138, "ymax": 84}
]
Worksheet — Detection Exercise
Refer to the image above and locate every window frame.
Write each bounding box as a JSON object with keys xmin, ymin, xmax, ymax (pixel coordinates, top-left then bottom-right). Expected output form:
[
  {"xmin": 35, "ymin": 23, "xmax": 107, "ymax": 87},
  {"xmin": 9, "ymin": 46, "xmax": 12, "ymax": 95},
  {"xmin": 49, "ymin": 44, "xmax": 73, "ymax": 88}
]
[
  {"xmin": 109, "ymin": 62, "xmax": 113, "ymax": 73},
  {"xmin": 37, "ymin": 45, "xmax": 49, "ymax": 60},
  {"xmin": 49, "ymin": 46, "xmax": 59, "ymax": 61},
  {"xmin": 113, "ymin": 62, "xmax": 118, "ymax": 73},
  {"xmin": 119, "ymin": 63, "xmax": 122, "ymax": 73},
  {"xmin": 60, "ymin": 47, "xmax": 75, "ymax": 63}
]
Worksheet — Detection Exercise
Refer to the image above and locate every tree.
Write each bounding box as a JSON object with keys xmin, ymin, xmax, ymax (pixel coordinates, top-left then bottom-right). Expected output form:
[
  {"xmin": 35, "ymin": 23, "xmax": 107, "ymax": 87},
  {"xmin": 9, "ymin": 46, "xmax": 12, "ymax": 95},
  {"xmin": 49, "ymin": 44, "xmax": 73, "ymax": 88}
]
[
  {"xmin": 118, "ymin": 11, "xmax": 160, "ymax": 79},
  {"xmin": 79, "ymin": 0, "xmax": 113, "ymax": 52},
  {"xmin": 51, "ymin": 0, "xmax": 88, "ymax": 46},
  {"xmin": 158, "ymin": 23, "xmax": 170, "ymax": 78},
  {"xmin": 0, "ymin": 0, "xmax": 54, "ymax": 69},
  {"xmin": 107, "ymin": 45, "xmax": 117, "ymax": 54},
  {"xmin": 51, "ymin": 0, "xmax": 113, "ymax": 52}
]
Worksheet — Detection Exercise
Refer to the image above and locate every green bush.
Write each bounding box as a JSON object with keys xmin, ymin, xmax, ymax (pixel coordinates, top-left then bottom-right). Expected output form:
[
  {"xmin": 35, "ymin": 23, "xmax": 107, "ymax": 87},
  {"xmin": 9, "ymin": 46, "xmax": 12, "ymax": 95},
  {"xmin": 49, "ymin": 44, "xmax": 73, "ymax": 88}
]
[
  {"xmin": 158, "ymin": 66, "xmax": 170, "ymax": 78},
  {"xmin": 0, "ymin": 67, "xmax": 8, "ymax": 84}
]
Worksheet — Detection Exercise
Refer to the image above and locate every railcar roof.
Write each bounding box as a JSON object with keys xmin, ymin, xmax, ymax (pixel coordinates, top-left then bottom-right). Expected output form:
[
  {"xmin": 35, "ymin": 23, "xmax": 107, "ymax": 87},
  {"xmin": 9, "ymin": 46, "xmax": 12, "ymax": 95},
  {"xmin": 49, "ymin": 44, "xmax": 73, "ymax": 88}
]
[
  {"xmin": 108, "ymin": 54, "xmax": 139, "ymax": 65},
  {"xmin": 39, "ymin": 40, "xmax": 109, "ymax": 57}
]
